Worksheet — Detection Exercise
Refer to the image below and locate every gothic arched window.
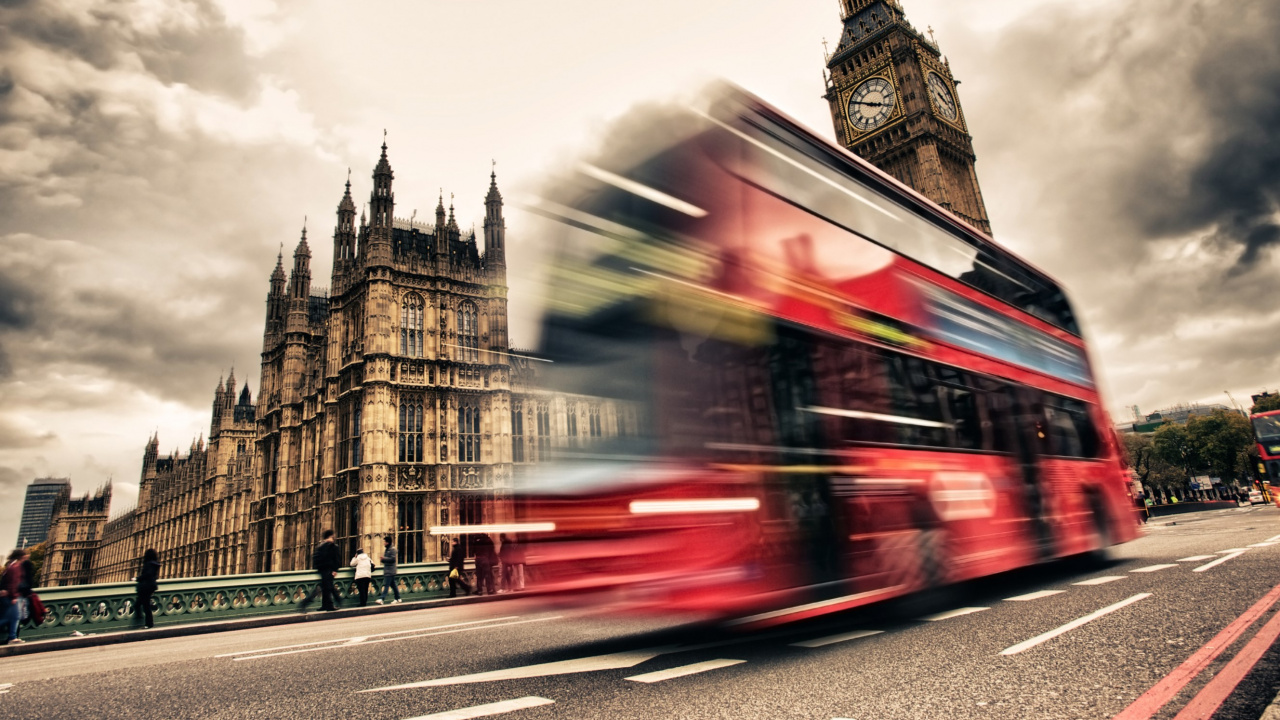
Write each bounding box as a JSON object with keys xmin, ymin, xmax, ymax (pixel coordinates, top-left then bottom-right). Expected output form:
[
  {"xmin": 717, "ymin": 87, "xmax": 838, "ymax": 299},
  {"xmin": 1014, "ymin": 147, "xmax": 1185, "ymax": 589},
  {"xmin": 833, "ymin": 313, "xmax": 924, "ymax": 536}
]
[
  {"xmin": 459, "ymin": 302, "xmax": 479, "ymax": 362},
  {"xmin": 399, "ymin": 400, "xmax": 423, "ymax": 463},
  {"xmin": 458, "ymin": 406, "xmax": 481, "ymax": 463},
  {"xmin": 401, "ymin": 294, "xmax": 424, "ymax": 357}
]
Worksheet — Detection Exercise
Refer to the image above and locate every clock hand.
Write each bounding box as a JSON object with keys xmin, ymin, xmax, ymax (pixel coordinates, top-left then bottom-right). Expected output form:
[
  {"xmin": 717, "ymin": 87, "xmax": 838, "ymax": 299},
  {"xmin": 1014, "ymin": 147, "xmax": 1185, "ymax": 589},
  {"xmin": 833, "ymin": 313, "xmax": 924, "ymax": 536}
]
[{"xmin": 852, "ymin": 100, "xmax": 893, "ymax": 108}]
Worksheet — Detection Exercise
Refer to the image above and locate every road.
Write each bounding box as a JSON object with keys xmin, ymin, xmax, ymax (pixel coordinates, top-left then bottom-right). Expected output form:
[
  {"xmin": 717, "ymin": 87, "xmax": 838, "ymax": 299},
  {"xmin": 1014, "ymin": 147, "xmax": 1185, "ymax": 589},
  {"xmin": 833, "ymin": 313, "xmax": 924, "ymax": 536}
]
[{"xmin": 3, "ymin": 506, "xmax": 1280, "ymax": 720}]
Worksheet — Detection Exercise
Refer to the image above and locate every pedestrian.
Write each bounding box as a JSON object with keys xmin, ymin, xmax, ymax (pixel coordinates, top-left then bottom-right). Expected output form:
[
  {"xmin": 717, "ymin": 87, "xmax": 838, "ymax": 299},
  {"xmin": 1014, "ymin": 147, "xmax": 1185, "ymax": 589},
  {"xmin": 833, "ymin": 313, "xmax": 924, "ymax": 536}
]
[
  {"xmin": 298, "ymin": 529, "xmax": 342, "ymax": 612},
  {"xmin": 447, "ymin": 538, "xmax": 472, "ymax": 598},
  {"xmin": 1, "ymin": 549, "xmax": 24, "ymax": 645},
  {"xmin": 377, "ymin": 535, "xmax": 401, "ymax": 605},
  {"xmin": 351, "ymin": 547, "xmax": 373, "ymax": 607},
  {"xmin": 473, "ymin": 534, "xmax": 497, "ymax": 596},
  {"xmin": 135, "ymin": 548, "xmax": 160, "ymax": 629},
  {"xmin": 499, "ymin": 534, "xmax": 525, "ymax": 592},
  {"xmin": 13, "ymin": 548, "xmax": 34, "ymax": 638}
]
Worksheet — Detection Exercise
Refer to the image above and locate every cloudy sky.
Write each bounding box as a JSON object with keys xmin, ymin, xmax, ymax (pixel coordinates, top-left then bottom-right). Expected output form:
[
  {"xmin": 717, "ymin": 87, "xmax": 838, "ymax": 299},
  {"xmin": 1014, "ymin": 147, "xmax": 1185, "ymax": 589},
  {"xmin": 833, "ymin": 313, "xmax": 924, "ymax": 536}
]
[{"xmin": 1, "ymin": 0, "xmax": 1277, "ymax": 544}]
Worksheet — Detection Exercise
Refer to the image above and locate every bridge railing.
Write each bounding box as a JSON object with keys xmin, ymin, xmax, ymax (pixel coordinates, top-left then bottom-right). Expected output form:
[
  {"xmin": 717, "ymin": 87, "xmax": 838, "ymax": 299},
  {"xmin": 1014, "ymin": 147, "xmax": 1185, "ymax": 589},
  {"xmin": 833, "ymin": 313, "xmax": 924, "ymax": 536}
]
[{"xmin": 22, "ymin": 562, "xmax": 470, "ymax": 640}]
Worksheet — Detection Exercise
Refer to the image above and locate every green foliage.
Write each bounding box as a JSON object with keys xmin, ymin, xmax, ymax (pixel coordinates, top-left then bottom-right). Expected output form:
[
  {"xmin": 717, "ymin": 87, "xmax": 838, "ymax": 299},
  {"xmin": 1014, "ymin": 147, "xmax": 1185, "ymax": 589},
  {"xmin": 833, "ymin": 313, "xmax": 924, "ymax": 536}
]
[
  {"xmin": 26, "ymin": 542, "xmax": 45, "ymax": 584},
  {"xmin": 1152, "ymin": 422, "xmax": 1200, "ymax": 479},
  {"xmin": 1187, "ymin": 409, "xmax": 1255, "ymax": 484},
  {"xmin": 1252, "ymin": 393, "xmax": 1280, "ymax": 414},
  {"xmin": 1122, "ymin": 432, "xmax": 1186, "ymax": 489}
]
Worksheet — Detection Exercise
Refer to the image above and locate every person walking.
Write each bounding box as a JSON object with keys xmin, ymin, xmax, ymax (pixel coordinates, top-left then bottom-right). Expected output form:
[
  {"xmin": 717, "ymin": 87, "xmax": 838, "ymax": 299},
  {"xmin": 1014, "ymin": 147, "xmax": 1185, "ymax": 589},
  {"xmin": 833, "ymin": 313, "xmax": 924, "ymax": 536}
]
[
  {"xmin": 499, "ymin": 534, "xmax": 525, "ymax": 593},
  {"xmin": 131, "ymin": 548, "xmax": 160, "ymax": 630},
  {"xmin": 351, "ymin": 548, "xmax": 373, "ymax": 607},
  {"xmin": 377, "ymin": 535, "xmax": 401, "ymax": 605},
  {"xmin": 473, "ymin": 534, "xmax": 497, "ymax": 596},
  {"xmin": 1, "ymin": 550, "xmax": 24, "ymax": 644},
  {"xmin": 447, "ymin": 538, "xmax": 472, "ymax": 598},
  {"xmin": 298, "ymin": 530, "xmax": 342, "ymax": 612},
  {"xmin": 13, "ymin": 548, "xmax": 34, "ymax": 638}
]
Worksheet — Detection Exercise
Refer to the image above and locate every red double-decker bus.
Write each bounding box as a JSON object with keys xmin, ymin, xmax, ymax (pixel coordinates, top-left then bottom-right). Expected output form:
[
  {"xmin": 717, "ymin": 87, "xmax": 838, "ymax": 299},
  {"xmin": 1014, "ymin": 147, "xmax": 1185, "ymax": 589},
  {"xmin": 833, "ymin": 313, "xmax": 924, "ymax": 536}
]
[
  {"xmin": 1252, "ymin": 410, "xmax": 1280, "ymax": 495},
  {"xmin": 515, "ymin": 86, "xmax": 1140, "ymax": 626}
]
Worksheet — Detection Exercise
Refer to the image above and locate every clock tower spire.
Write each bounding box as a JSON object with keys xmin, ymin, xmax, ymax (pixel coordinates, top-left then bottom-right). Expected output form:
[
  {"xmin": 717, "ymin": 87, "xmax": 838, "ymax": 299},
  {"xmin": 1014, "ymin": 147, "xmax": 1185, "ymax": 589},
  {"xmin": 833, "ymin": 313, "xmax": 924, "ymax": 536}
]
[{"xmin": 824, "ymin": 0, "xmax": 992, "ymax": 234}]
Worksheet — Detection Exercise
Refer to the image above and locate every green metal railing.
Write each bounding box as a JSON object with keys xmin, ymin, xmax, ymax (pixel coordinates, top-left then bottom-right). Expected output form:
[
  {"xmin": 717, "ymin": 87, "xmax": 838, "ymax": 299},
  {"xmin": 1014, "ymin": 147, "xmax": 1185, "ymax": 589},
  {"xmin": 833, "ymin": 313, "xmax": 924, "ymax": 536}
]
[{"xmin": 21, "ymin": 562, "xmax": 472, "ymax": 640}]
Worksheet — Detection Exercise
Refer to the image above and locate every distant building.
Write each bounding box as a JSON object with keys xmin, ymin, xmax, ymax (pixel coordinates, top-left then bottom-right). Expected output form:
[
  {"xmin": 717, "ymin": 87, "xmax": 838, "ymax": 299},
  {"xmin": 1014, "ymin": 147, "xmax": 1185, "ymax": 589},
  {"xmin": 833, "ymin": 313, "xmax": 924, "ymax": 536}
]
[
  {"xmin": 15, "ymin": 477, "xmax": 72, "ymax": 548},
  {"xmin": 1115, "ymin": 402, "xmax": 1241, "ymax": 434},
  {"xmin": 41, "ymin": 483, "xmax": 111, "ymax": 587}
]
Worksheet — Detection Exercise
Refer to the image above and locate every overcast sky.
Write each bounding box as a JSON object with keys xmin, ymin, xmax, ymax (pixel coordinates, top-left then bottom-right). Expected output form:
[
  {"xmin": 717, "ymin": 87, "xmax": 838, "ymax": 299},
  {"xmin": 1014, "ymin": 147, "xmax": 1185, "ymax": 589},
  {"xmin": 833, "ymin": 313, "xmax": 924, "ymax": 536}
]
[{"xmin": 1, "ymin": 0, "xmax": 1277, "ymax": 545}]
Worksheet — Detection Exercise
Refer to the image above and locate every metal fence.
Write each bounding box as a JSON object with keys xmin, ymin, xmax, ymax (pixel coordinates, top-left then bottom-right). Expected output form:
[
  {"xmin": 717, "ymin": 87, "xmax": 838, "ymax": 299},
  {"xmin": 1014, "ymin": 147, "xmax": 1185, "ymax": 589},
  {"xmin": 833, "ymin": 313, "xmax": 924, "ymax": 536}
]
[{"xmin": 21, "ymin": 562, "xmax": 468, "ymax": 640}]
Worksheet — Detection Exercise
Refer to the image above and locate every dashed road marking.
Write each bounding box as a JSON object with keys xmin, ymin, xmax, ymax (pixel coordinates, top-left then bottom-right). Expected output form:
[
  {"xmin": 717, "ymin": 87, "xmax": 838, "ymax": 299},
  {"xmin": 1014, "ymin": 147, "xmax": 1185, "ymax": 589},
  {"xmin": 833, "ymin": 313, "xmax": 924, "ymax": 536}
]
[
  {"xmin": 1005, "ymin": 590, "xmax": 1066, "ymax": 602},
  {"xmin": 1195, "ymin": 551, "xmax": 1247, "ymax": 573},
  {"xmin": 363, "ymin": 647, "xmax": 673, "ymax": 691},
  {"xmin": 402, "ymin": 696, "xmax": 554, "ymax": 720},
  {"xmin": 791, "ymin": 629, "xmax": 883, "ymax": 648},
  {"xmin": 923, "ymin": 607, "xmax": 989, "ymax": 622},
  {"xmin": 1131, "ymin": 564, "xmax": 1178, "ymax": 573},
  {"xmin": 1219, "ymin": 548, "xmax": 1249, "ymax": 553},
  {"xmin": 625, "ymin": 659, "xmax": 745, "ymax": 683},
  {"xmin": 1179, "ymin": 556, "xmax": 1217, "ymax": 562},
  {"xmin": 232, "ymin": 616, "xmax": 561, "ymax": 661},
  {"xmin": 1074, "ymin": 576, "xmax": 1125, "ymax": 586},
  {"xmin": 1000, "ymin": 593, "xmax": 1152, "ymax": 656},
  {"xmin": 1267, "ymin": 534, "xmax": 1280, "ymax": 542},
  {"xmin": 0, "ymin": 683, "xmax": 12, "ymax": 695},
  {"xmin": 1250, "ymin": 542, "xmax": 1278, "ymax": 548},
  {"xmin": 216, "ymin": 617, "xmax": 521, "ymax": 658}
]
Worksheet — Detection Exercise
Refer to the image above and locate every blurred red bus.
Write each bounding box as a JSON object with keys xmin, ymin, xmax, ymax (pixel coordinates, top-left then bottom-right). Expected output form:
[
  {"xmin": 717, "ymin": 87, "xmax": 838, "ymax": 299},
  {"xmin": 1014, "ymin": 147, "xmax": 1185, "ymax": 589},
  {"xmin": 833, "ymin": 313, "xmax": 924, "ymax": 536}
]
[
  {"xmin": 1252, "ymin": 410, "xmax": 1280, "ymax": 492},
  {"xmin": 515, "ymin": 86, "xmax": 1140, "ymax": 626}
]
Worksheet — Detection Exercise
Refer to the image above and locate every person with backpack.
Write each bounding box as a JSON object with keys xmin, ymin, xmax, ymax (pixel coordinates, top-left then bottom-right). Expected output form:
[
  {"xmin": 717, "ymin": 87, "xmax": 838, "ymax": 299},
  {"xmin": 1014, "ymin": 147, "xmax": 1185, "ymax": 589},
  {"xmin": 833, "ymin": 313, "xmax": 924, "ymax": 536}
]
[
  {"xmin": 1, "ymin": 549, "xmax": 24, "ymax": 644},
  {"xmin": 447, "ymin": 538, "xmax": 472, "ymax": 598},
  {"xmin": 135, "ymin": 548, "xmax": 161, "ymax": 629}
]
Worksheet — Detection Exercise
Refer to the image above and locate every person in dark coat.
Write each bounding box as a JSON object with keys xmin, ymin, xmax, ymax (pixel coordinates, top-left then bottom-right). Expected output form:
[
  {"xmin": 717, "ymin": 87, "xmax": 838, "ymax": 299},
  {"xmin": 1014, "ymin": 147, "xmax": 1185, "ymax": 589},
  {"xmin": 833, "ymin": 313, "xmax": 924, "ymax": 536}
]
[
  {"xmin": 447, "ymin": 538, "xmax": 472, "ymax": 598},
  {"xmin": 135, "ymin": 548, "xmax": 160, "ymax": 629},
  {"xmin": 472, "ymin": 534, "xmax": 497, "ymax": 596},
  {"xmin": 1, "ymin": 549, "xmax": 23, "ymax": 644},
  {"xmin": 499, "ymin": 534, "xmax": 526, "ymax": 592},
  {"xmin": 377, "ymin": 535, "xmax": 400, "ymax": 605},
  {"xmin": 298, "ymin": 530, "xmax": 342, "ymax": 612},
  {"xmin": 13, "ymin": 549, "xmax": 34, "ymax": 638}
]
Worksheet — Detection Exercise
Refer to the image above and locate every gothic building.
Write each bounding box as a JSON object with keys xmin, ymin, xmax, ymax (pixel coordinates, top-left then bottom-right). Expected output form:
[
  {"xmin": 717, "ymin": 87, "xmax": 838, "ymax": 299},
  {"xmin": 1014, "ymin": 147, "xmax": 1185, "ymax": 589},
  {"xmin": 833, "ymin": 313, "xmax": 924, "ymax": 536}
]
[
  {"xmin": 824, "ymin": 0, "xmax": 992, "ymax": 234},
  {"xmin": 40, "ymin": 483, "xmax": 111, "ymax": 586},
  {"xmin": 69, "ymin": 142, "xmax": 634, "ymax": 585}
]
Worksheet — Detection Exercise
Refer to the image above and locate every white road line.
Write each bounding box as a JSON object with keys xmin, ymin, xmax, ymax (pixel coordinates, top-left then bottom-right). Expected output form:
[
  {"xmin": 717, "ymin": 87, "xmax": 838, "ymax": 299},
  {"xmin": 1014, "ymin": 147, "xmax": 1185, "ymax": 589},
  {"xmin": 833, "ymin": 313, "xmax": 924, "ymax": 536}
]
[
  {"xmin": 791, "ymin": 629, "xmax": 884, "ymax": 648},
  {"xmin": 1194, "ymin": 550, "xmax": 1247, "ymax": 573},
  {"xmin": 1073, "ymin": 576, "xmax": 1125, "ymax": 586},
  {"xmin": 1131, "ymin": 564, "xmax": 1179, "ymax": 573},
  {"xmin": 402, "ymin": 697, "xmax": 554, "ymax": 720},
  {"xmin": 236, "ymin": 616, "xmax": 560, "ymax": 661},
  {"xmin": 1004, "ymin": 590, "xmax": 1066, "ymax": 602},
  {"xmin": 724, "ymin": 585, "xmax": 904, "ymax": 626},
  {"xmin": 625, "ymin": 659, "xmax": 745, "ymax": 683},
  {"xmin": 1267, "ymin": 534, "xmax": 1280, "ymax": 542},
  {"xmin": 1000, "ymin": 593, "xmax": 1152, "ymax": 656},
  {"xmin": 923, "ymin": 607, "xmax": 989, "ymax": 622},
  {"xmin": 216, "ymin": 617, "xmax": 519, "ymax": 658},
  {"xmin": 1219, "ymin": 548, "xmax": 1249, "ymax": 553},
  {"xmin": 362, "ymin": 647, "xmax": 675, "ymax": 691},
  {"xmin": 1179, "ymin": 555, "xmax": 1217, "ymax": 562},
  {"xmin": 1250, "ymin": 542, "xmax": 1278, "ymax": 548}
]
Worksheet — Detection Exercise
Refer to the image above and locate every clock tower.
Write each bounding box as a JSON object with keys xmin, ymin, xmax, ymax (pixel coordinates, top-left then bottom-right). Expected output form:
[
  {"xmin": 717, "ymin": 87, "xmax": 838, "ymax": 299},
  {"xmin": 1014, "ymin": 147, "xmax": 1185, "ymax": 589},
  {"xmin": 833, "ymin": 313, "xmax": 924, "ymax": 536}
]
[{"xmin": 825, "ymin": 0, "xmax": 992, "ymax": 234}]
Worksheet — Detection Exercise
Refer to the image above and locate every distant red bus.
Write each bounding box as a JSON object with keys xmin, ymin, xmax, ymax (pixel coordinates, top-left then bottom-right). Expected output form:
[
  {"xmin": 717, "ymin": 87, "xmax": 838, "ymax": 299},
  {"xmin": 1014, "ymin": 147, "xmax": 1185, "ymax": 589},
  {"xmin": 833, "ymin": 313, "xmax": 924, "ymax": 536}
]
[
  {"xmin": 516, "ymin": 86, "xmax": 1140, "ymax": 625},
  {"xmin": 1252, "ymin": 410, "xmax": 1280, "ymax": 491}
]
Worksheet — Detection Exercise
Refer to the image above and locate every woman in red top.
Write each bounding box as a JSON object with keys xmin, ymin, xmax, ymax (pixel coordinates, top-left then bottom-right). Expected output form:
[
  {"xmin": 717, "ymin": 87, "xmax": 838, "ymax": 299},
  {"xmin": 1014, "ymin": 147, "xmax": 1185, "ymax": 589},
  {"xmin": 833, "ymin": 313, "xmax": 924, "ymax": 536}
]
[{"xmin": 1, "ymin": 549, "xmax": 24, "ymax": 644}]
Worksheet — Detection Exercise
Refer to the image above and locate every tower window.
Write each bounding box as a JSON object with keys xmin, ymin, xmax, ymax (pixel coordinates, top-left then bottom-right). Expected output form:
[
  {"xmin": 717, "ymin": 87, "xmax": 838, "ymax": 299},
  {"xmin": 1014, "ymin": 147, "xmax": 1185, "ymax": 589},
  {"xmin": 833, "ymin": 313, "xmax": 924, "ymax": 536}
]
[
  {"xmin": 512, "ymin": 403, "xmax": 525, "ymax": 462},
  {"xmin": 459, "ymin": 303, "xmax": 479, "ymax": 362},
  {"xmin": 401, "ymin": 294, "xmax": 424, "ymax": 357},
  {"xmin": 589, "ymin": 406, "xmax": 602, "ymax": 438},
  {"xmin": 458, "ymin": 405, "xmax": 481, "ymax": 463},
  {"xmin": 68, "ymin": 522, "xmax": 78, "ymax": 542},
  {"xmin": 536, "ymin": 403, "xmax": 551, "ymax": 460},
  {"xmin": 399, "ymin": 399, "xmax": 424, "ymax": 463}
]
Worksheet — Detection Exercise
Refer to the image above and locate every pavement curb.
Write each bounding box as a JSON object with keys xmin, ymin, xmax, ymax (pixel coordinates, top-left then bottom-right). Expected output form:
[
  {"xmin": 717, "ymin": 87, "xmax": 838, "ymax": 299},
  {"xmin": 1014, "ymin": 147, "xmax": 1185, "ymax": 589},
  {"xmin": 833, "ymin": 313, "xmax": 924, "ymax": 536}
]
[{"xmin": 0, "ymin": 591, "xmax": 519, "ymax": 659}]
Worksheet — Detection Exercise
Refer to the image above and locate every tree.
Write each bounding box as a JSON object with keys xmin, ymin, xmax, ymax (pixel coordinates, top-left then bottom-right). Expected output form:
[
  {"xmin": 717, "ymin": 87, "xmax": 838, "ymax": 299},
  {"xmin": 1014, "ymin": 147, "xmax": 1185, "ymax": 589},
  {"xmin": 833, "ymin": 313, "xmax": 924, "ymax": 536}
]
[
  {"xmin": 26, "ymin": 542, "xmax": 45, "ymax": 586},
  {"xmin": 1252, "ymin": 393, "xmax": 1280, "ymax": 414},
  {"xmin": 1122, "ymin": 432, "xmax": 1185, "ymax": 493},
  {"xmin": 1152, "ymin": 422, "xmax": 1201, "ymax": 487},
  {"xmin": 1186, "ymin": 409, "xmax": 1255, "ymax": 485}
]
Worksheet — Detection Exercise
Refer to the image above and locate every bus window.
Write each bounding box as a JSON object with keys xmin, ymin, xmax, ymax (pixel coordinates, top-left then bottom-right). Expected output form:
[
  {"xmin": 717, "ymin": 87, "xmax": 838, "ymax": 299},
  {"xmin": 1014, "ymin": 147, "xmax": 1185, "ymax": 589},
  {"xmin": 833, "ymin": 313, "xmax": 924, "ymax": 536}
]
[
  {"xmin": 935, "ymin": 366, "xmax": 983, "ymax": 451},
  {"xmin": 1044, "ymin": 396, "xmax": 1099, "ymax": 459},
  {"xmin": 978, "ymin": 379, "xmax": 1019, "ymax": 454},
  {"xmin": 884, "ymin": 354, "xmax": 947, "ymax": 447}
]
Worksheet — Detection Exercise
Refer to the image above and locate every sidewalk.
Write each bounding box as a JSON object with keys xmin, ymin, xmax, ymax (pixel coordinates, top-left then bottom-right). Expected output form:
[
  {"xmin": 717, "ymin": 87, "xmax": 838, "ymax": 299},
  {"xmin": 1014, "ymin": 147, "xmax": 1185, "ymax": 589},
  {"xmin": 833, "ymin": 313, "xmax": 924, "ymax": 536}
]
[{"xmin": 0, "ymin": 591, "xmax": 513, "ymax": 659}]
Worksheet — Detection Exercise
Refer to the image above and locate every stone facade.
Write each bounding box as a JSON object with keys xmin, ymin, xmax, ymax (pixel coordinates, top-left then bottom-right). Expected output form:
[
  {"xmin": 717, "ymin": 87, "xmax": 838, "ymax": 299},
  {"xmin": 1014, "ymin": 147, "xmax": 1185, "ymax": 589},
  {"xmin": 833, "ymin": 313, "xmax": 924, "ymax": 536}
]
[
  {"xmin": 824, "ymin": 0, "xmax": 992, "ymax": 234},
  {"xmin": 41, "ymin": 483, "xmax": 110, "ymax": 587}
]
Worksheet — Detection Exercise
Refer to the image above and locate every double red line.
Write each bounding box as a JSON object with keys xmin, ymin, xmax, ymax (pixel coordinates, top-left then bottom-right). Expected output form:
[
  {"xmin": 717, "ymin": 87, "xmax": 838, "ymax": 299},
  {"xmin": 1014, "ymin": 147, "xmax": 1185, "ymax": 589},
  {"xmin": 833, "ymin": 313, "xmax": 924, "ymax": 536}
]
[{"xmin": 1114, "ymin": 581, "xmax": 1280, "ymax": 719}]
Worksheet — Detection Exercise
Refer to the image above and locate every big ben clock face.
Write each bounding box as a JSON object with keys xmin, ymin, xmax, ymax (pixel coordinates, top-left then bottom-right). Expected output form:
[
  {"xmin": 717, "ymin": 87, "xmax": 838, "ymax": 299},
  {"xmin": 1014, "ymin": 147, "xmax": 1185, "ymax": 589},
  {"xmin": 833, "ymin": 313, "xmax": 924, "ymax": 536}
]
[
  {"xmin": 848, "ymin": 77, "xmax": 897, "ymax": 132},
  {"xmin": 927, "ymin": 72, "xmax": 959, "ymax": 122}
]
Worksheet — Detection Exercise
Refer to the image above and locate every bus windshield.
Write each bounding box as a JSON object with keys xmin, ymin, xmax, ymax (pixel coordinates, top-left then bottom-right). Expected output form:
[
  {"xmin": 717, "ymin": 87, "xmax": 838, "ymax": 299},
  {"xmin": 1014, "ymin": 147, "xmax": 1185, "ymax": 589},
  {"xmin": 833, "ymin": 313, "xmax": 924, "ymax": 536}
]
[{"xmin": 1254, "ymin": 415, "xmax": 1280, "ymax": 442}]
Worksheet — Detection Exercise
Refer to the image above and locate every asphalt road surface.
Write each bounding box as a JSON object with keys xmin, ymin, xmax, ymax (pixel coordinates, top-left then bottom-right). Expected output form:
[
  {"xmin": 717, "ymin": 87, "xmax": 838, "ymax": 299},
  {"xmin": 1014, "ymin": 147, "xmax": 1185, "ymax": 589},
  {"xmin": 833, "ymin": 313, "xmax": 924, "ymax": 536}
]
[{"xmin": 4, "ymin": 506, "xmax": 1280, "ymax": 720}]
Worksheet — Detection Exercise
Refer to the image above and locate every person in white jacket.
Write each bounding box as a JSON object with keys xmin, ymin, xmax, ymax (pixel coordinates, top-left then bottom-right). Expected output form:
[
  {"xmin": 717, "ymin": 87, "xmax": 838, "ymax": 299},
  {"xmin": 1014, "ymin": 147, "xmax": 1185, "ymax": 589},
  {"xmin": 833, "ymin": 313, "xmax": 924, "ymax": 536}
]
[{"xmin": 350, "ymin": 549, "xmax": 373, "ymax": 607}]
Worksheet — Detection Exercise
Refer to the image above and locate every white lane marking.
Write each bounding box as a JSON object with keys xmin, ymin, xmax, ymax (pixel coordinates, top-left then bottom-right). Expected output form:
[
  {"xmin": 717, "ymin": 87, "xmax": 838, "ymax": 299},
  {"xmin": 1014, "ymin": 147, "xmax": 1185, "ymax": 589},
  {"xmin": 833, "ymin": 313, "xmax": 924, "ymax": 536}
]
[
  {"xmin": 1000, "ymin": 593, "xmax": 1152, "ymax": 656},
  {"xmin": 1004, "ymin": 590, "xmax": 1066, "ymax": 602},
  {"xmin": 625, "ymin": 659, "xmax": 745, "ymax": 683},
  {"xmin": 791, "ymin": 629, "xmax": 884, "ymax": 648},
  {"xmin": 236, "ymin": 616, "xmax": 560, "ymax": 661},
  {"xmin": 362, "ymin": 647, "xmax": 675, "ymax": 691},
  {"xmin": 1250, "ymin": 542, "xmax": 1278, "ymax": 548},
  {"xmin": 1194, "ymin": 550, "xmax": 1247, "ymax": 573},
  {"xmin": 1131, "ymin": 564, "xmax": 1178, "ymax": 573},
  {"xmin": 724, "ymin": 585, "xmax": 904, "ymax": 626},
  {"xmin": 216, "ymin": 617, "xmax": 520, "ymax": 658},
  {"xmin": 1179, "ymin": 555, "xmax": 1217, "ymax": 562},
  {"xmin": 402, "ymin": 696, "xmax": 554, "ymax": 720},
  {"xmin": 923, "ymin": 607, "xmax": 990, "ymax": 622},
  {"xmin": 1219, "ymin": 548, "xmax": 1249, "ymax": 553},
  {"xmin": 1267, "ymin": 534, "xmax": 1280, "ymax": 542},
  {"xmin": 1073, "ymin": 576, "xmax": 1125, "ymax": 586}
]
